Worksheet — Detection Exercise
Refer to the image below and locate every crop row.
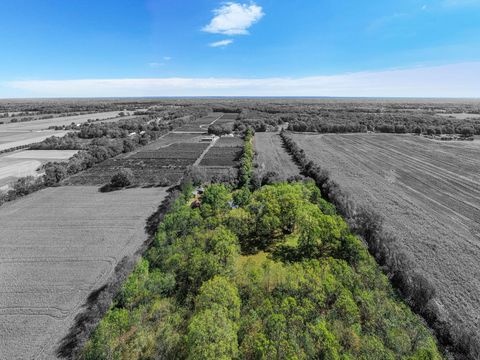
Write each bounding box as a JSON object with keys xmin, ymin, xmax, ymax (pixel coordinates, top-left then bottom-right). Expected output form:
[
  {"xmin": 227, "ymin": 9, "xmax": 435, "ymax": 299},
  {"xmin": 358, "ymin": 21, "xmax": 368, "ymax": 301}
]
[{"xmin": 199, "ymin": 147, "xmax": 242, "ymax": 167}]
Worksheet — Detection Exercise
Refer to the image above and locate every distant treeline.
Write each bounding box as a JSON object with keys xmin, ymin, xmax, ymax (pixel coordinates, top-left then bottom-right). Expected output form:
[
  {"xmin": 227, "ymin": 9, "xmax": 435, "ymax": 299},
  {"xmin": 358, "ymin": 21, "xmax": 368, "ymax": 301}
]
[
  {"xmin": 285, "ymin": 112, "xmax": 478, "ymax": 136},
  {"xmin": 280, "ymin": 130, "xmax": 480, "ymax": 359},
  {"xmin": 204, "ymin": 103, "xmax": 480, "ymax": 136}
]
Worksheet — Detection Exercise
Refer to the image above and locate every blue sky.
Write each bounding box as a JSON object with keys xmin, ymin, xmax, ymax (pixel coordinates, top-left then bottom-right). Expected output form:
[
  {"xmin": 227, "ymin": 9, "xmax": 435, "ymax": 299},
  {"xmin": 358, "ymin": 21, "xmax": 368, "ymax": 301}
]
[{"xmin": 0, "ymin": 0, "xmax": 479, "ymax": 97}]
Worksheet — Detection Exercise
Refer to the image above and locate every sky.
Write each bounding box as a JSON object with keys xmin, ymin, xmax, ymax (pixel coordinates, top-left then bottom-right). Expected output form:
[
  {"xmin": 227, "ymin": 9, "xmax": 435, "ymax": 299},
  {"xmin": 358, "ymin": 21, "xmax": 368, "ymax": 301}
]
[{"xmin": 0, "ymin": 0, "xmax": 479, "ymax": 98}]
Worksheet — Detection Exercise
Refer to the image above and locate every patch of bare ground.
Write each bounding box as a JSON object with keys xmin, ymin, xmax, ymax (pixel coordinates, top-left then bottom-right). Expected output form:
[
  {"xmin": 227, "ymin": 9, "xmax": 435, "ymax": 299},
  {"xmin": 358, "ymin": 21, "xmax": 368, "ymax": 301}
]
[
  {"xmin": 254, "ymin": 132, "xmax": 300, "ymax": 180},
  {"xmin": 291, "ymin": 133, "xmax": 480, "ymax": 349},
  {"xmin": 0, "ymin": 186, "xmax": 168, "ymax": 359}
]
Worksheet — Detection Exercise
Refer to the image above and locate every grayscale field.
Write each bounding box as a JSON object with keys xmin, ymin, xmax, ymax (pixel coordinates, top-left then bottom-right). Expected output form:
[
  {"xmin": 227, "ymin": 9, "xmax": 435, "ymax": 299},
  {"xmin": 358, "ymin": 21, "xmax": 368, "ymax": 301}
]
[
  {"xmin": 254, "ymin": 132, "xmax": 299, "ymax": 179},
  {"xmin": 0, "ymin": 186, "xmax": 167, "ymax": 359}
]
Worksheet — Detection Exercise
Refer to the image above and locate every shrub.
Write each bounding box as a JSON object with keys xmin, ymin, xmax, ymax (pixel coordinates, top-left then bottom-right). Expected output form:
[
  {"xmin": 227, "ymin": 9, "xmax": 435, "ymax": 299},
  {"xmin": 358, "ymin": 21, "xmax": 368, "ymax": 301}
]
[{"xmin": 110, "ymin": 168, "xmax": 135, "ymax": 188}]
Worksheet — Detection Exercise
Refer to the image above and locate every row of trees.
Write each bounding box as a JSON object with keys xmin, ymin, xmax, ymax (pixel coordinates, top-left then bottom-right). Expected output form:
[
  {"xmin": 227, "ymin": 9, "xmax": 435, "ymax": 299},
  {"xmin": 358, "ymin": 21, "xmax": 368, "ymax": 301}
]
[
  {"xmin": 288, "ymin": 119, "xmax": 478, "ymax": 136},
  {"xmin": 238, "ymin": 128, "xmax": 254, "ymax": 187},
  {"xmin": 280, "ymin": 131, "xmax": 480, "ymax": 359},
  {"xmin": 82, "ymin": 181, "xmax": 442, "ymax": 359},
  {"xmin": 207, "ymin": 122, "xmax": 234, "ymax": 136}
]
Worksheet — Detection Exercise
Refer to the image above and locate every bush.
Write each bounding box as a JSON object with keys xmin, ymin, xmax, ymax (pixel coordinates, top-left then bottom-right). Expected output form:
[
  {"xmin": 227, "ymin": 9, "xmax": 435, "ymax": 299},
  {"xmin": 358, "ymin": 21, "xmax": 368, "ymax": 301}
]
[{"xmin": 110, "ymin": 168, "xmax": 135, "ymax": 188}]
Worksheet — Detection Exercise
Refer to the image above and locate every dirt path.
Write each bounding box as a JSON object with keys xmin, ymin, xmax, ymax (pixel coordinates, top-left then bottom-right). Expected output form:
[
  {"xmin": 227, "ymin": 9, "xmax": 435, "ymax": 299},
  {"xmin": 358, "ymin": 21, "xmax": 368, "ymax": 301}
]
[{"xmin": 193, "ymin": 137, "xmax": 219, "ymax": 166}]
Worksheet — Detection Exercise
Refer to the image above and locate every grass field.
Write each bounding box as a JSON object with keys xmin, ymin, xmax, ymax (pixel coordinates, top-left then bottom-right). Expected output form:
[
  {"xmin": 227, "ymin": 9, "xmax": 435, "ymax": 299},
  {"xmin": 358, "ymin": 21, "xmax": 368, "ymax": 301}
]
[
  {"xmin": 0, "ymin": 150, "xmax": 78, "ymax": 187},
  {"xmin": 0, "ymin": 185, "xmax": 168, "ymax": 359},
  {"xmin": 0, "ymin": 111, "xmax": 120, "ymax": 132},
  {"xmin": 254, "ymin": 132, "xmax": 300, "ymax": 179},
  {"xmin": 0, "ymin": 130, "xmax": 69, "ymax": 152},
  {"xmin": 291, "ymin": 133, "xmax": 480, "ymax": 338},
  {"xmin": 0, "ymin": 111, "xmax": 120, "ymax": 152}
]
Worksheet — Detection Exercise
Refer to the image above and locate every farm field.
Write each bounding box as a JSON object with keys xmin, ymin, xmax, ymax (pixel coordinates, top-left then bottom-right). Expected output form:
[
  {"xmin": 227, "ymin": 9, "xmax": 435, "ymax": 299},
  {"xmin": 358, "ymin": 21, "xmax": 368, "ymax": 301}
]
[
  {"xmin": 199, "ymin": 136, "xmax": 243, "ymax": 167},
  {"xmin": 291, "ymin": 133, "xmax": 480, "ymax": 338},
  {"xmin": 173, "ymin": 112, "xmax": 223, "ymax": 133},
  {"xmin": 0, "ymin": 149, "xmax": 78, "ymax": 187},
  {"xmin": 254, "ymin": 132, "xmax": 300, "ymax": 179},
  {"xmin": 0, "ymin": 185, "xmax": 168, "ymax": 359},
  {"xmin": 64, "ymin": 131, "xmax": 211, "ymax": 186},
  {"xmin": 0, "ymin": 111, "xmax": 121, "ymax": 132},
  {"xmin": 0, "ymin": 130, "xmax": 69, "ymax": 152}
]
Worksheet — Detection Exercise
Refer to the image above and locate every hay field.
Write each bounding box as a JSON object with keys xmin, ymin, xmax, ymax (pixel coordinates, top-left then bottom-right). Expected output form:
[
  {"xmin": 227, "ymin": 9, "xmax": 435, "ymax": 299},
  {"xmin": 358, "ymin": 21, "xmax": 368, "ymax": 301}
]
[
  {"xmin": 0, "ymin": 150, "xmax": 78, "ymax": 187},
  {"xmin": 4, "ymin": 149, "xmax": 78, "ymax": 160},
  {"xmin": 0, "ymin": 111, "xmax": 120, "ymax": 152},
  {"xmin": 0, "ymin": 186, "xmax": 167, "ymax": 359},
  {"xmin": 291, "ymin": 133, "xmax": 480, "ymax": 337},
  {"xmin": 0, "ymin": 130, "xmax": 69, "ymax": 152},
  {"xmin": 254, "ymin": 132, "xmax": 299, "ymax": 179},
  {"xmin": 0, "ymin": 111, "xmax": 120, "ymax": 132}
]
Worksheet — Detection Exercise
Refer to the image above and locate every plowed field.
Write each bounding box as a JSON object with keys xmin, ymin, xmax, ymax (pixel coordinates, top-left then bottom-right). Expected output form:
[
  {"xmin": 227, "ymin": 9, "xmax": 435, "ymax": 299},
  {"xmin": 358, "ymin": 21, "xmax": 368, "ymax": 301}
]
[
  {"xmin": 254, "ymin": 132, "xmax": 299, "ymax": 180},
  {"xmin": 0, "ymin": 186, "xmax": 167, "ymax": 359}
]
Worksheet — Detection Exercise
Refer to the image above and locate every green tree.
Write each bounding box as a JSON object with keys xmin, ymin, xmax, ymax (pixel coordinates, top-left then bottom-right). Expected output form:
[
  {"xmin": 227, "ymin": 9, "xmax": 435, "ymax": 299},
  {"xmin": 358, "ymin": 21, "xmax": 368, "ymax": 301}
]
[{"xmin": 187, "ymin": 308, "xmax": 239, "ymax": 360}]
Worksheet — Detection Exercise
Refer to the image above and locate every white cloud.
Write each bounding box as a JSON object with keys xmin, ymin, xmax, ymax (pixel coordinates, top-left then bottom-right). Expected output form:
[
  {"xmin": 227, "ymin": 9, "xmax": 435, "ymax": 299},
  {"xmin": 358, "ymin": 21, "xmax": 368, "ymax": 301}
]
[
  {"xmin": 209, "ymin": 39, "xmax": 234, "ymax": 47},
  {"xmin": 4, "ymin": 63, "xmax": 480, "ymax": 98},
  {"xmin": 163, "ymin": 56, "xmax": 172, "ymax": 61},
  {"xmin": 203, "ymin": 2, "xmax": 264, "ymax": 35}
]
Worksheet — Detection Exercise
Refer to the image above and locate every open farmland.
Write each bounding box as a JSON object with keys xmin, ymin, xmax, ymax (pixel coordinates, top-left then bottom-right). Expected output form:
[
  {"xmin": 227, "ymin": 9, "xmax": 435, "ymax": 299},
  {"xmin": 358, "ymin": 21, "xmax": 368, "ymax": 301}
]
[
  {"xmin": 0, "ymin": 111, "xmax": 122, "ymax": 153},
  {"xmin": 0, "ymin": 185, "xmax": 168, "ymax": 359},
  {"xmin": 0, "ymin": 150, "xmax": 78, "ymax": 187},
  {"xmin": 199, "ymin": 136, "xmax": 243, "ymax": 166},
  {"xmin": 173, "ymin": 112, "xmax": 223, "ymax": 133},
  {"xmin": 254, "ymin": 132, "xmax": 300, "ymax": 180},
  {"xmin": 0, "ymin": 130, "xmax": 69, "ymax": 152},
  {"xmin": 0, "ymin": 111, "xmax": 121, "ymax": 132},
  {"xmin": 195, "ymin": 135, "xmax": 242, "ymax": 182},
  {"xmin": 64, "ymin": 133, "xmax": 210, "ymax": 186},
  {"xmin": 291, "ymin": 133, "xmax": 480, "ymax": 340}
]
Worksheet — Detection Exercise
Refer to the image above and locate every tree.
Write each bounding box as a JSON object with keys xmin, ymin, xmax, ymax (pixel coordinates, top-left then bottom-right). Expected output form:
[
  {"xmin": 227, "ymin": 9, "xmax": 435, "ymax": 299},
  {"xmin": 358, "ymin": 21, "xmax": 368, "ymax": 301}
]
[
  {"xmin": 44, "ymin": 162, "xmax": 68, "ymax": 186},
  {"xmin": 110, "ymin": 168, "xmax": 134, "ymax": 188},
  {"xmin": 187, "ymin": 308, "xmax": 239, "ymax": 360},
  {"xmin": 459, "ymin": 126, "xmax": 474, "ymax": 138},
  {"xmin": 195, "ymin": 276, "xmax": 241, "ymax": 322}
]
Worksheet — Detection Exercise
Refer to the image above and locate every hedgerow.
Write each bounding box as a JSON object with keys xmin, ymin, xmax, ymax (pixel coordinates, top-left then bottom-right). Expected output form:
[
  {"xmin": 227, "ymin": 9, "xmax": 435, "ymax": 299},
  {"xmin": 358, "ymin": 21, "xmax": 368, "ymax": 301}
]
[{"xmin": 238, "ymin": 128, "xmax": 254, "ymax": 187}]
